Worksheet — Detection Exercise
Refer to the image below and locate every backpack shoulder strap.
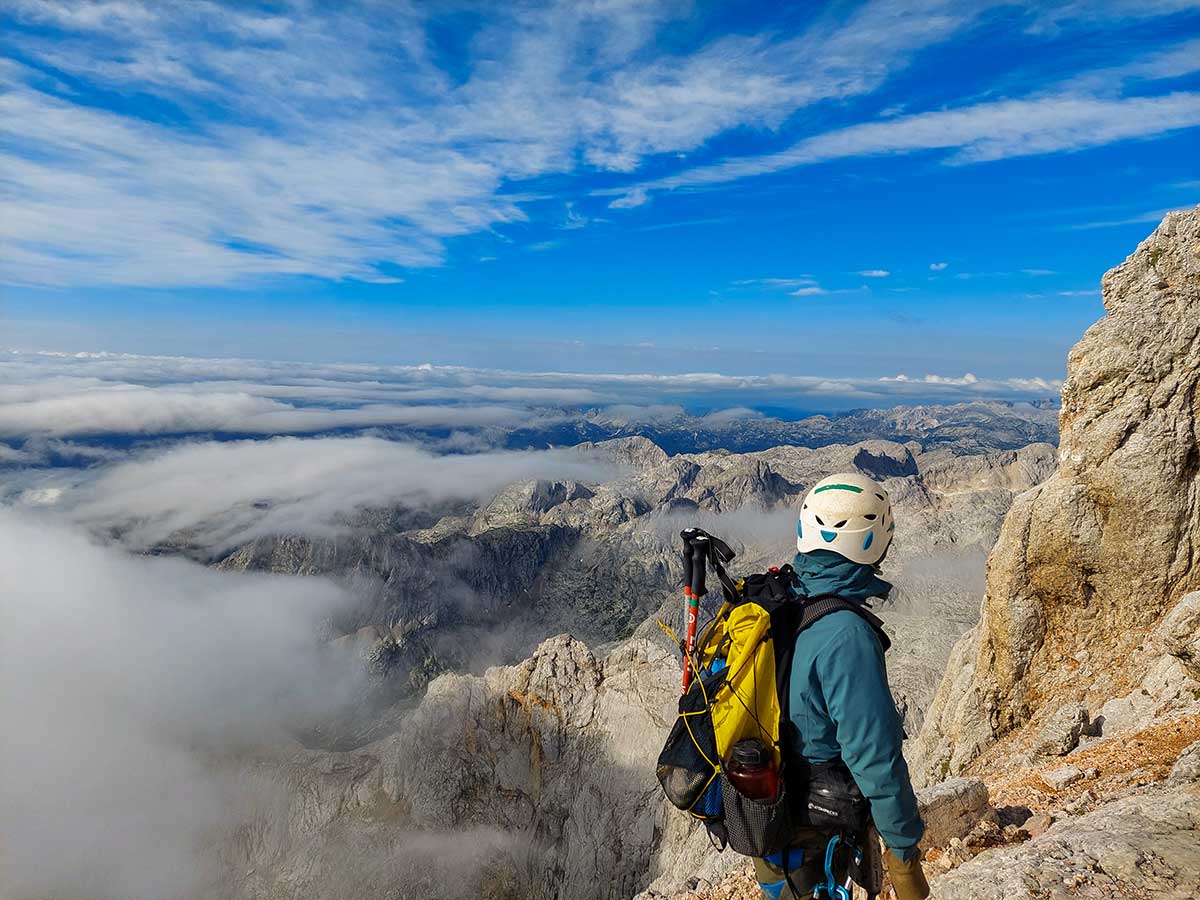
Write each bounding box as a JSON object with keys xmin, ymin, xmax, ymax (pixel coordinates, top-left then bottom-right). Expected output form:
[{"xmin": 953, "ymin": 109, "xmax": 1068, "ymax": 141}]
[{"xmin": 797, "ymin": 596, "xmax": 892, "ymax": 652}]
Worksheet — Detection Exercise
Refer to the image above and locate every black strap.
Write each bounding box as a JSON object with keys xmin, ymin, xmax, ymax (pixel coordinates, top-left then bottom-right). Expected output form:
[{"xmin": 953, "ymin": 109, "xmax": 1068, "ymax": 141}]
[
  {"xmin": 796, "ymin": 595, "xmax": 891, "ymax": 652},
  {"xmin": 710, "ymin": 551, "xmax": 742, "ymax": 601}
]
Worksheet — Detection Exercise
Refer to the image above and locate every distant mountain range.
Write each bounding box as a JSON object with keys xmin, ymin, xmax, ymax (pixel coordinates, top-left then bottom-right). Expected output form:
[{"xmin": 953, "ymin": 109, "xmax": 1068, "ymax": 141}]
[{"xmin": 490, "ymin": 399, "xmax": 1059, "ymax": 454}]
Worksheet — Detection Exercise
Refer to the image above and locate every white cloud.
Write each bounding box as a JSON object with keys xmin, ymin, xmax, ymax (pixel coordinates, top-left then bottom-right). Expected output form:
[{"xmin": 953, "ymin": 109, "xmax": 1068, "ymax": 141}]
[
  {"xmin": 1021, "ymin": 268, "xmax": 1056, "ymax": 275},
  {"xmin": 929, "ymin": 262, "xmax": 949, "ymax": 270},
  {"xmin": 0, "ymin": 385, "xmax": 543, "ymax": 437},
  {"xmin": 790, "ymin": 285, "xmax": 828, "ymax": 296},
  {"xmin": 58, "ymin": 436, "xmax": 622, "ymax": 552},
  {"xmin": 562, "ymin": 202, "xmax": 590, "ymax": 230},
  {"xmin": 1025, "ymin": 3, "xmax": 1200, "ymax": 35},
  {"xmin": 0, "ymin": 510, "xmax": 359, "ymax": 899},
  {"xmin": 734, "ymin": 277, "xmax": 818, "ymax": 289},
  {"xmin": 610, "ymin": 92, "xmax": 1200, "ymax": 201},
  {"xmin": 1066, "ymin": 206, "xmax": 1190, "ymax": 229},
  {"xmin": 608, "ymin": 186, "xmax": 649, "ymax": 209},
  {"xmin": 859, "ymin": 269, "xmax": 891, "ymax": 277},
  {"xmin": 881, "ymin": 372, "xmax": 980, "ymax": 385},
  {"xmin": 700, "ymin": 406, "xmax": 764, "ymax": 425},
  {"xmin": 0, "ymin": 349, "xmax": 1067, "ymax": 446},
  {"xmin": 0, "ymin": 0, "xmax": 991, "ymax": 286},
  {"xmin": 1065, "ymin": 36, "xmax": 1200, "ymax": 94},
  {"xmin": 5, "ymin": 2, "xmax": 1196, "ymax": 287}
]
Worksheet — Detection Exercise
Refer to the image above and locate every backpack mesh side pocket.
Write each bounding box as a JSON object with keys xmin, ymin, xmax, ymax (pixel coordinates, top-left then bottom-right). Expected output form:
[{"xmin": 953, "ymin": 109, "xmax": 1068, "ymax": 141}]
[
  {"xmin": 656, "ymin": 671, "xmax": 723, "ymax": 814},
  {"xmin": 720, "ymin": 777, "xmax": 791, "ymax": 857}
]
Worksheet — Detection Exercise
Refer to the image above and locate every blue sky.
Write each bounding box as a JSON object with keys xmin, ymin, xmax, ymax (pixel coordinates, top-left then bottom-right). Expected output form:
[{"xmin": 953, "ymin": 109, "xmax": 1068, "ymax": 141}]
[{"xmin": 1, "ymin": 0, "xmax": 1198, "ymax": 385}]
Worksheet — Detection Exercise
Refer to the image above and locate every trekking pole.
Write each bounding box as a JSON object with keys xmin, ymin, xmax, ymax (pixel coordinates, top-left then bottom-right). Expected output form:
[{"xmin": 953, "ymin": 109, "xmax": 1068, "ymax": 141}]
[{"xmin": 679, "ymin": 528, "xmax": 709, "ymax": 694}]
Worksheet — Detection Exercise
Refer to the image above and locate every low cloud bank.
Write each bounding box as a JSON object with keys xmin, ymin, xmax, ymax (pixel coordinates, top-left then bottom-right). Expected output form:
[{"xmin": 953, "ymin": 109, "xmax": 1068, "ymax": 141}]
[
  {"xmin": 51, "ymin": 436, "xmax": 622, "ymax": 553},
  {"xmin": 0, "ymin": 511, "xmax": 361, "ymax": 900},
  {"xmin": 0, "ymin": 384, "xmax": 548, "ymax": 438},
  {"xmin": 0, "ymin": 350, "xmax": 1063, "ymax": 442}
]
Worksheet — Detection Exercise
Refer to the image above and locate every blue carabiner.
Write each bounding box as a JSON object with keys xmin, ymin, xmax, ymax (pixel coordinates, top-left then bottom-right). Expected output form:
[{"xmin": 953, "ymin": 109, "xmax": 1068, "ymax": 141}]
[{"xmin": 813, "ymin": 835, "xmax": 860, "ymax": 900}]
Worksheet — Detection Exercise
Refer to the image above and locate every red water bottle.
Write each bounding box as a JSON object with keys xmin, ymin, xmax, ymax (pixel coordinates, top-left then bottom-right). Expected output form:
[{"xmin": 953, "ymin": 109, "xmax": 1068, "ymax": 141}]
[{"xmin": 725, "ymin": 738, "xmax": 779, "ymax": 801}]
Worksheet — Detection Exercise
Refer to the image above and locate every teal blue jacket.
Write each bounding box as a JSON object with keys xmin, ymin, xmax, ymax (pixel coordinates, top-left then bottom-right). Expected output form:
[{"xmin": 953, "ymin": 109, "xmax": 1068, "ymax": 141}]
[{"xmin": 787, "ymin": 551, "xmax": 925, "ymax": 859}]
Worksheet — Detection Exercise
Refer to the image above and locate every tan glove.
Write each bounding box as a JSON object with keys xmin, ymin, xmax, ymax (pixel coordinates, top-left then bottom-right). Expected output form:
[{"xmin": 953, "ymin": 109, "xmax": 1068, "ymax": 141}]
[{"xmin": 887, "ymin": 848, "xmax": 930, "ymax": 900}]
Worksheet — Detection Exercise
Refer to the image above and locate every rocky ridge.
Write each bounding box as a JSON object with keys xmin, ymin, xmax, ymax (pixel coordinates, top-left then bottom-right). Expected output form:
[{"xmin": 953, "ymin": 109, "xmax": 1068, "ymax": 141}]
[
  {"xmin": 501, "ymin": 400, "xmax": 1059, "ymax": 456},
  {"xmin": 218, "ymin": 436, "xmax": 1055, "ymax": 746}
]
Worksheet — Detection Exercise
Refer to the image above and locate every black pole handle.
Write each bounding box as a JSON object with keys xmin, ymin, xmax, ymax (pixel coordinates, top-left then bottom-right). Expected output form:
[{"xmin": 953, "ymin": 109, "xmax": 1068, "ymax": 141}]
[
  {"xmin": 680, "ymin": 527, "xmax": 700, "ymax": 592},
  {"xmin": 689, "ymin": 536, "xmax": 709, "ymax": 597}
]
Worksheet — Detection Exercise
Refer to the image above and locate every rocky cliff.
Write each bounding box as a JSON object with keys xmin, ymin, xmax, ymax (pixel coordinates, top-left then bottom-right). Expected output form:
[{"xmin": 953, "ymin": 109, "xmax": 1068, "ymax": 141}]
[
  {"xmin": 214, "ymin": 635, "xmax": 679, "ymax": 900},
  {"xmin": 912, "ymin": 205, "xmax": 1200, "ymax": 784}
]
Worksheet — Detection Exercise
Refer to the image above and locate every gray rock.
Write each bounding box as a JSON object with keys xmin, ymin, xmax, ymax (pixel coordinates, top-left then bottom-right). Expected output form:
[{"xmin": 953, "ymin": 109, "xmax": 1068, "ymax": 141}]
[
  {"xmin": 1034, "ymin": 703, "xmax": 1088, "ymax": 756},
  {"xmin": 1158, "ymin": 591, "xmax": 1200, "ymax": 680},
  {"xmin": 1168, "ymin": 740, "xmax": 1200, "ymax": 786},
  {"xmin": 929, "ymin": 786, "xmax": 1200, "ymax": 900},
  {"xmin": 1023, "ymin": 813, "xmax": 1053, "ymax": 838},
  {"xmin": 1095, "ymin": 689, "xmax": 1158, "ymax": 736},
  {"xmin": 917, "ymin": 777, "xmax": 992, "ymax": 848},
  {"xmin": 1042, "ymin": 765, "xmax": 1084, "ymax": 791},
  {"xmin": 1091, "ymin": 653, "xmax": 1200, "ymax": 739}
]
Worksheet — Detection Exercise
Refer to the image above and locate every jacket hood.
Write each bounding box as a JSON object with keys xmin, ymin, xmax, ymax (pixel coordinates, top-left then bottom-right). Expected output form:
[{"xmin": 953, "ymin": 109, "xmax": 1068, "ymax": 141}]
[{"xmin": 790, "ymin": 549, "xmax": 892, "ymax": 604}]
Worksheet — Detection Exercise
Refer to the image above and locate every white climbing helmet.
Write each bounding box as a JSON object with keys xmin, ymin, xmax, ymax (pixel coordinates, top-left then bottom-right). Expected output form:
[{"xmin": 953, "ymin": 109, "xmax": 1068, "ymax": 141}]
[{"xmin": 796, "ymin": 472, "xmax": 894, "ymax": 566}]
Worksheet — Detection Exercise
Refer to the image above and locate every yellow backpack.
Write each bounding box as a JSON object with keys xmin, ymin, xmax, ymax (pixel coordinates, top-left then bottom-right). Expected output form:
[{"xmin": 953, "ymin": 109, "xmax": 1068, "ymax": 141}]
[{"xmin": 655, "ymin": 531, "xmax": 888, "ymax": 857}]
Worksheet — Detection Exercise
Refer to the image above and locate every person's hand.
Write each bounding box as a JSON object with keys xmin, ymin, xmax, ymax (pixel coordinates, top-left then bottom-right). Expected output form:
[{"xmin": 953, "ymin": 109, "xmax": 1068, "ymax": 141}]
[{"xmin": 887, "ymin": 849, "xmax": 930, "ymax": 900}]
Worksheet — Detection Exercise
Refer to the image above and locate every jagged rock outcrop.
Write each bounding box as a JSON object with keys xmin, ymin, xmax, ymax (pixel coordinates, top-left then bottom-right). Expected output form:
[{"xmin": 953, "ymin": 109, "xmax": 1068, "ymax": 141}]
[
  {"xmin": 913, "ymin": 206, "xmax": 1200, "ymax": 783},
  {"xmin": 217, "ymin": 635, "xmax": 680, "ymax": 900},
  {"xmin": 1169, "ymin": 740, "xmax": 1200, "ymax": 786}
]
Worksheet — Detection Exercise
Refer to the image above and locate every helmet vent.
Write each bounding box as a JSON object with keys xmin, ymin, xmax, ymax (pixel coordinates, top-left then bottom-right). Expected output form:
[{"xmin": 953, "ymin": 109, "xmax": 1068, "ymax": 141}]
[
  {"xmin": 864, "ymin": 514, "xmax": 877, "ymax": 521},
  {"xmin": 834, "ymin": 520, "xmax": 848, "ymax": 528},
  {"xmin": 815, "ymin": 515, "xmax": 825, "ymax": 526}
]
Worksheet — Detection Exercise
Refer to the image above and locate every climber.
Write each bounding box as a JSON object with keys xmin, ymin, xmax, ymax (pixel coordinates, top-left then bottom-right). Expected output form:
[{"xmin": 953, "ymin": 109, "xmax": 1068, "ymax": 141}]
[{"xmin": 754, "ymin": 472, "xmax": 929, "ymax": 900}]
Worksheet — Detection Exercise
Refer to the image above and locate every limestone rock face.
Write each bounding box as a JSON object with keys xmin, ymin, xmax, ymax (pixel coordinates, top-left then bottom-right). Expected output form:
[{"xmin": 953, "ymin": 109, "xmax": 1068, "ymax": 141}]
[
  {"xmin": 380, "ymin": 635, "xmax": 680, "ymax": 900},
  {"xmin": 1169, "ymin": 740, "xmax": 1200, "ymax": 786},
  {"xmin": 929, "ymin": 785, "xmax": 1200, "ymax": 900},
  {"xmin": 217, "ymin": 635, "xmax": 681, "ymax": 900},
  {"xmin": 913, "ymin": 207, "xmax": 1200, "ymax": 783}
]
